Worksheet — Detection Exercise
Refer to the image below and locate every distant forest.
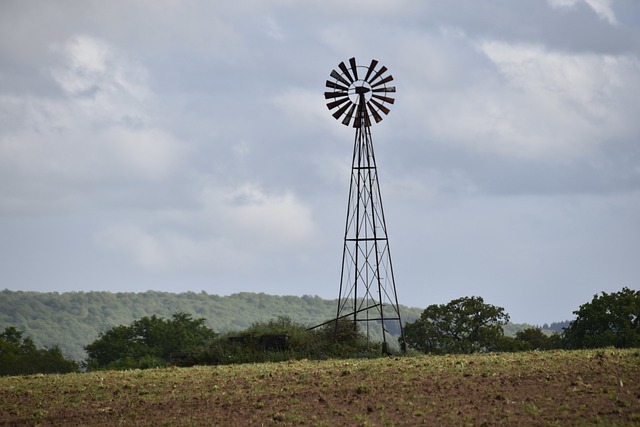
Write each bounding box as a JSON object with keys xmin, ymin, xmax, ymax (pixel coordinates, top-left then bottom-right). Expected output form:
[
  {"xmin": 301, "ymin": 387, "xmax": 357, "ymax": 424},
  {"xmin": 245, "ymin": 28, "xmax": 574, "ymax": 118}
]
[{"xmin": 0, "ymin": 290, "xmax": 562, "ymax": 361}]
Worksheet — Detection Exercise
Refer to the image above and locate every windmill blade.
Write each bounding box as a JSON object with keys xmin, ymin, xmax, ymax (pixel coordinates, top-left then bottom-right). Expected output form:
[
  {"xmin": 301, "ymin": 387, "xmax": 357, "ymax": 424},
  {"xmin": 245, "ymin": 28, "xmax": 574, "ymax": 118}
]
[
  {"xmin": 349, "ymin": 57, "xmax": 358, "ymax": 81},
  {"xmin": 367, "ymin": 66, "xmax": 387, "ymax": 84},
  {"xmin": 332, "ymin": 101, "xmax": 354, "ymax": 120},
  {"xmin": 330, "ymin": 69, "xmax": 350, "ymax": 87},
  {"xmin": 365, "ymin": 112, "xmax": 372, "ymax": 127},
  {"xmin": 327, "ymin": 96, "xmax": 350, "ymax": 110},
  {"xmin": 364, "ymin": 59, "xmax": 379, "ymax": 82},
  {"xmin": 364, "ymin": 109, "xmax": 371, "ymax": 127},
  {"xmin": 367, "ymin": 101, "xmax": 384, "ymax": 123},
  {"xmin": 373, "ymin": 86, "xmax": 395, "ymax": 93},
  {"xmin": 370, "ymin": 98, "xmax": 391, "ymax": 115},
  {"xmin": 342, "ymin": 103, "xmax": 357, "ymax": 126},
  {"xmin": 326, "ymin": 80, "xmax": 349, "ymax": 92},
  {"xmin": 371, "ymin": 74, "xmax": 394, "ymax": 88},
  {"xmin": 338, "ymin": 61, "xmax": 354, "ymax": 83},
  {"xmin": 372, "ymin": 93, "xmax": 395, "ymax": 104},
  {"xmin": 324, "ymin": 91, "xmax": 349, "ymax": 100}
]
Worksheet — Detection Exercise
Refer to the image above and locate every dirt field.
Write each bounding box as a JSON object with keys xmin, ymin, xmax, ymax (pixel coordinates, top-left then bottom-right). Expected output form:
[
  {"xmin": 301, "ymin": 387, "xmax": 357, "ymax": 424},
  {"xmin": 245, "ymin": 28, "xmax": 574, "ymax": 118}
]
[{"xmin": 1, "ymin": 349, "xmax": 639, "ymax": 426}]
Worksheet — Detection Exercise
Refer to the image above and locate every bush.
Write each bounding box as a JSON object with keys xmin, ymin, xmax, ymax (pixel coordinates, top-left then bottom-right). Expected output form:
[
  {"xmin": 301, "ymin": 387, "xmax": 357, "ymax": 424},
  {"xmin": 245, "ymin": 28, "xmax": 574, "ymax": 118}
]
[
  {"xmin": 204, "ymin": 316, "xmax": 377, "ymax": 365},
  {"xmin": 85, "ymin": 312, "xmax": 217, "ymax": 370}
]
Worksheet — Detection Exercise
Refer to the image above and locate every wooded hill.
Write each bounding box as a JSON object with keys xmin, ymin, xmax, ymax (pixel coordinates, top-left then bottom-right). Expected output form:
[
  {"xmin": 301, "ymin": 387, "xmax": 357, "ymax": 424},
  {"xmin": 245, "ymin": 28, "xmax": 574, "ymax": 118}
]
[{"xmin": 0, "ymin": 290, "xmax": 554, "ymax": 361}]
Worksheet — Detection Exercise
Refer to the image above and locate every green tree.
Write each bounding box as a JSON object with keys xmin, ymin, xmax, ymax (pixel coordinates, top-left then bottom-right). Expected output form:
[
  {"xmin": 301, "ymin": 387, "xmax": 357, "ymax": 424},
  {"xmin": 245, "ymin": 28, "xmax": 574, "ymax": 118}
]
[
  {"xmin": 563, "ymin": 287, "xmax": 640, "ymax": 349},
  {"xmin": 402, "ymin": 296, "xmax": 510, "ymax": 354},
  {"xmin": 515, "ymin": 327, "xmax": 551, "ymax": 350},
  {"xmin": 85, "ymin": 312, "xmax": 217, "ymax": 369},
  {"xmin": 0, "ymin": 327, "xmax": 79, "ymax": 376}
]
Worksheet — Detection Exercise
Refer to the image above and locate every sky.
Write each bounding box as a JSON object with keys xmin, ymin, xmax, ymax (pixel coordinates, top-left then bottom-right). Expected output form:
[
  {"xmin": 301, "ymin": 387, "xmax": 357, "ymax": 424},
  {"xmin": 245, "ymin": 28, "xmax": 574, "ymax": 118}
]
[{"xmin": 1, "ymin": 0, "xmax": 639, "ymax": 325}]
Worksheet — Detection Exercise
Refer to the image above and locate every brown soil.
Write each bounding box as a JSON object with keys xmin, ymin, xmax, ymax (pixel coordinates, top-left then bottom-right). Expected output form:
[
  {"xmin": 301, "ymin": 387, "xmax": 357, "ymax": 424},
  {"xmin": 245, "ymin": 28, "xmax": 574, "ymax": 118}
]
[{"xmin": 1, "ymin": 349, "xmax": 639, "ymax": 426}]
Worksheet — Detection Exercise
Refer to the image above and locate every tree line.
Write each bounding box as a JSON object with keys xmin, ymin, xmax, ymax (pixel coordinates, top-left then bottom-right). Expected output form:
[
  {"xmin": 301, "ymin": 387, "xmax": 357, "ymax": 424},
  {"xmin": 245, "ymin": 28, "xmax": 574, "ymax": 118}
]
[
  {"xmin": 0, "ymin": 290, "xmax": 426, "ymax": 360},
  {"xmin": 1, "ymin": 287, "xmax": 637, "ymax": 375},
  {"xmin": 402, "ymin": 287, "xmax": 639, "ymax": 354}
]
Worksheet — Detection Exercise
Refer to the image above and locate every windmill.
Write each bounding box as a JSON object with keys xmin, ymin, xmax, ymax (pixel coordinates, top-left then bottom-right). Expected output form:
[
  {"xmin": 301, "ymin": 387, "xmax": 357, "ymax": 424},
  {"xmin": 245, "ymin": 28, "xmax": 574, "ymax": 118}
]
[{"xmin": 324, "ymin": 57, "xmax": 405, "ymax": 353}]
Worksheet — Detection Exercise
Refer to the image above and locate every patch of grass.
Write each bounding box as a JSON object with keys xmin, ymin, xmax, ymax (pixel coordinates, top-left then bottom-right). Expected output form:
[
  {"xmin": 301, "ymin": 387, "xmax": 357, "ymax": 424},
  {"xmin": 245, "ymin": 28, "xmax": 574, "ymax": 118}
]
[
  {"xmin": 355, "ymin": 384, "xmax": 371, "ymax": 394},
  {"xmin": 521, "ymin": 401, "xmax": 540, "ymax": 416}
]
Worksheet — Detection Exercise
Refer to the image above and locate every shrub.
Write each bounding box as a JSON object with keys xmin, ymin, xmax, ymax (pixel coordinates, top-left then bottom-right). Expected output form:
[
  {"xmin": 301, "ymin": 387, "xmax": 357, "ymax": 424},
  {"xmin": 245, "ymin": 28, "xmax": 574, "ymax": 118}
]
[{"xmin": 204, "ymin": 316, "xmax": 376, "ymax": 365}]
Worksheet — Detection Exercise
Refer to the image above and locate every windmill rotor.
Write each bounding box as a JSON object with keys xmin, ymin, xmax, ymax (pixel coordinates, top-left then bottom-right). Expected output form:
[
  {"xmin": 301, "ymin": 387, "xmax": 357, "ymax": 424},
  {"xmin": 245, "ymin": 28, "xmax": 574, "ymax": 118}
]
[{"xmin": 325, "ymin": 57, "xmax": 396, "ymax": 127}]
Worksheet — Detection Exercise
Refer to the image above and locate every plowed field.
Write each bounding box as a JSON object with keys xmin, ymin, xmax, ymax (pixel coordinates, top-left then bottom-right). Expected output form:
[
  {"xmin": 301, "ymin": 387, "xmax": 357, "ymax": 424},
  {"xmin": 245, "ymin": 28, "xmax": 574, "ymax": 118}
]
[{"xmin": 1, "ymin": 349, "xmax": 639, "ymax": 426}]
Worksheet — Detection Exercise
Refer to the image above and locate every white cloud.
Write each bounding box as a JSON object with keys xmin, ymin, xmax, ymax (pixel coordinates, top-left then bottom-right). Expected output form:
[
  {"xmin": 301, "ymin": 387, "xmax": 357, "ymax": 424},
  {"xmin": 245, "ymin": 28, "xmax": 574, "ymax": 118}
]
[
  {"xmin": 272, "ymin": 87, "xmax": 333, "ymax": 132},
  {"xmin": 200, "ymin": 183, "xmax": 316, "ymax": 249},
  {"xmin": 0, "ymin": 35, "xmax": 184, "ymax": 214},
  {"xmin": 95, "ymin": 183, "xmax": 317, "ymax": 273},
  {"xmin": 547, "ymin": 0, "xmax": 579, "ymax": 6},
  {"xmin": 314, "ymin": 0, "xmax": 418, "ymax": 16},
  {"xmin": 265, "ymin": 16, "xmax": 285, "ymax": 41},
  {"xmin": 96, "ymin": 224, "xmax": 170, "ymax": 270},
  {"xmin": 51, "ymin": 36, "xmax": 111, "ymax": 95},
  {"xmin": 96, "ymin": 223, "xmax": 245, "ymax": 273},
  {"xmin": 585, "ymin": 0, "xmax": 617, "ymax": 24},
  {"xmin": 547, "ymin": 0, "xmax": 618, "ymax": 24},
  {"xmin": 421, "ymin": 40, "xmax": 640, "ymax": 161}
]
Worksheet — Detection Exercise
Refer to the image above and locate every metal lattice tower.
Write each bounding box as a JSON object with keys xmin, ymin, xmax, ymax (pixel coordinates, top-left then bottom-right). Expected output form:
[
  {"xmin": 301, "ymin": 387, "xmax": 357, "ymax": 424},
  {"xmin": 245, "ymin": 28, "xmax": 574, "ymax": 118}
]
[{"xmin": 324, "ymin": 57, "xmax": 405, "ymax": 353}]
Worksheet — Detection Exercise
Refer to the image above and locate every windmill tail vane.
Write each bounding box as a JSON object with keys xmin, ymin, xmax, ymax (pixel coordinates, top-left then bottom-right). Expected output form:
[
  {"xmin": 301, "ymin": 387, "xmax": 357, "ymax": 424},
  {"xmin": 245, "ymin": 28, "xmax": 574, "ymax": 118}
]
[{"xmin": 323, "ymin": 57, "xmax": 406, "ymax": 354}]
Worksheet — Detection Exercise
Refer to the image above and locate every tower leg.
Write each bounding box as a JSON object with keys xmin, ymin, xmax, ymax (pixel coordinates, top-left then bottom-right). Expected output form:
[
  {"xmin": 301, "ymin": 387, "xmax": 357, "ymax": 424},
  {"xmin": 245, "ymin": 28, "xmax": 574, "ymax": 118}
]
[{"xmin": 334, "ymin": 96, "xmax": 405, "ymax": 353}]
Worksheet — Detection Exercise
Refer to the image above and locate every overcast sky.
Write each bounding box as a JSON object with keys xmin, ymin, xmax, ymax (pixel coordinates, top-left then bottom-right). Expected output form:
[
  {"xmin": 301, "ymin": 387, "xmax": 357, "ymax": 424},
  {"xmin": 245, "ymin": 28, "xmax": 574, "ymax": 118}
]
[{"xmin": 1, "ymin": 0, "xmax": 639, "ymax": 325}]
